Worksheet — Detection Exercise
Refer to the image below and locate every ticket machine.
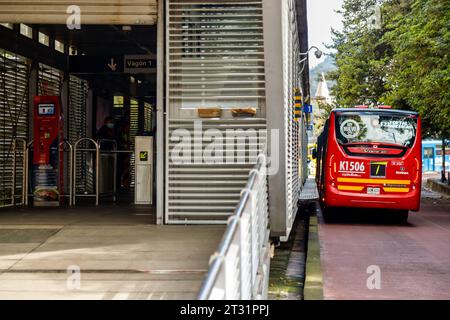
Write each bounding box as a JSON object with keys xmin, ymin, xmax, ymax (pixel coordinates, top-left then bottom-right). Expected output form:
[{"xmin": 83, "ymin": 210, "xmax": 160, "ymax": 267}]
[{"xmin": 33, "ymin": 96, "xmax": 64, "ymax": 206}]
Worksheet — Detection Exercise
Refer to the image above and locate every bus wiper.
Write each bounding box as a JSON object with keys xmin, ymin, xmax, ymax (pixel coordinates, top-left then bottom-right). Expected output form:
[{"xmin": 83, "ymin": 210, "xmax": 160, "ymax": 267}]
[{"xmin": 391, "ymin": 132, "xmax": 397, "ymax": 143}]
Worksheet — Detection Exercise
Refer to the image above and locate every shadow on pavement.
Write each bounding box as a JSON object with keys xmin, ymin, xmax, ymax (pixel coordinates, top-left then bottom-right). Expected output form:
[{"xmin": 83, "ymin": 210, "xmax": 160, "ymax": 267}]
[{"xmin": 319, "ymin": 206, "xmax": 416, "ymax": 227}]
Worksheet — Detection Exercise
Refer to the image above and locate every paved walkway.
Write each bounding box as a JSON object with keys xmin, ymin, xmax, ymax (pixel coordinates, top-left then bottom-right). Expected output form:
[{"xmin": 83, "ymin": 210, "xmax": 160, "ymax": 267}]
[
  {"xmin": 0, "ymin": 206, "xmax": 223, "ymax": 299},
  {"xmin": 318, "ymin": 191, "xmax": 450, "ymax": 299}
]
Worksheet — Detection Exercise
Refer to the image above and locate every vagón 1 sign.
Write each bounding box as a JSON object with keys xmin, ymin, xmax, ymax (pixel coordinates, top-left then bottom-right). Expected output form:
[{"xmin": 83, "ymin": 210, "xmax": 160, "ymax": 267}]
[{"xmin": 124, "ymin": 54, "xmax": 156, "ymax": 74}]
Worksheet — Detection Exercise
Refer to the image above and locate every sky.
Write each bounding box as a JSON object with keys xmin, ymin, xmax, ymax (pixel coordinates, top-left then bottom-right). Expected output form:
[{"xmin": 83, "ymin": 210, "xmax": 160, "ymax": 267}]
[{"xmin": 307, "ymin": 0, "xmax": 344, "ymax": 68}]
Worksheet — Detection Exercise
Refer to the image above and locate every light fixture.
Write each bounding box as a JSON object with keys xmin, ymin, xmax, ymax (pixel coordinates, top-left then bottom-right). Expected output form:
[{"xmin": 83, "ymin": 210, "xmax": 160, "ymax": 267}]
[{"xmin": 299, "ymin": 46, "xmax": 323, "ymax": 60}]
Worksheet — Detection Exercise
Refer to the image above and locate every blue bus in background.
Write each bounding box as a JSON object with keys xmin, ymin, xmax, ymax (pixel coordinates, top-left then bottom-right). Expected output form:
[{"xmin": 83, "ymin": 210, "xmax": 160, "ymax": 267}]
[{"xmin": 422, "ymin": 140, "xmax": 450, "ymax": 172}]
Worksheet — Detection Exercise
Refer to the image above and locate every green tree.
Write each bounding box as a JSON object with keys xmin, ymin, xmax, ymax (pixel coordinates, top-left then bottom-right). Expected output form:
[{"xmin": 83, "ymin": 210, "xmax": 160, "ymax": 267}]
[
  {"xmin": 328, "ymin": 0, "xmax": 390, "ymax": 107},
  {"xmin": 382, "ymin": 0, "xmax": 450, "ymax": 138},
  {"xmin": 329, "ymin": 0, "xmax": 449, "ymax": 138}
]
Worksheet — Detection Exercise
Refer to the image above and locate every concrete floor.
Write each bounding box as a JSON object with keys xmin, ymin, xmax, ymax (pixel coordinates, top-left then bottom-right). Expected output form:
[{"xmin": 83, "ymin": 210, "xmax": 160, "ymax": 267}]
[{"xmin": 0, "ymin": 205, "xmax": 224, "ymax": 299}]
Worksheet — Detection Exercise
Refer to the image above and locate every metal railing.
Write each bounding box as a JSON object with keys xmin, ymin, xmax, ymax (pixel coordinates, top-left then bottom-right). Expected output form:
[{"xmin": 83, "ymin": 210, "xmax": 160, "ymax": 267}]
[
  {"xmin": 73, "ymin": 138, "xmax": 130, "ymax": 206},
  {"xmin": 11, "ymin": 138, "xmax": 28, "ymax": 206},
  {"xmin": 198, "ymin": 151, "xmax": 271, "ymax": 300},
  {"xmin": 9, "ymin": 137, "xmax": 134, "ymax": 207},
  {"xmin": 73, "ymin": 138, "xmax": 100, "ymax": 205},
  {"xmin": 12, "ymin": 138, "xmax": 75, "ymax": 206},
  {"xmin": 98, "ymin": 139, "xmax": 118, "ymax": 203},
  {"xmin": 60, "ymin": 140, "xmax": 74, "ymax": 206}
]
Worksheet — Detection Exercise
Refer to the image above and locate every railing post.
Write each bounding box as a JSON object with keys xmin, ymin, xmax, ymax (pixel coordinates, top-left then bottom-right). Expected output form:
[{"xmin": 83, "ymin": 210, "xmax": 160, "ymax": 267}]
[
  {"xmin": 60, "ymin": 140, "xmax": 74, "ymax": 206},
  {"xmin": 239, "ymin": 200, "xmax": 251, "ymax": 300},
  {"xmin": 11, "ymin": 139, "xmax": 17, "ymax": 206},
  {"xmin": 11, "ymin": 138, "xmax": 28, "ymax": 206},
  {"xmin": 73, "ymin": 138, "xmax": 100, "ymax": 206},
  {"xmin": 25, "ymin": 140, "xmax": 33, "ymax": 206}
]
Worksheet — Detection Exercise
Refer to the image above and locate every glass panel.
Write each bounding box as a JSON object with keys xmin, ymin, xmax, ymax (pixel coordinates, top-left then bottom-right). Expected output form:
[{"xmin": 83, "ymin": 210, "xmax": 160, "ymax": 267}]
[
  {"xmin": 335, "ymin": 113, "xmax": 418, "ymax": 148},
  {"xmin": 0, "ymin": 23, "xmax": 13, "ymax": 29},
  {"xmin": 20, "ymin": 24, "xmax": 33, "ymax": 39},
  {"xmin": 113, "ymin": 95, "xmax": 124, "ymax": 108},
  {"xmin": 55, "ymin": 40, "xmax": 65, "ymax": 53},
  {"xmin": 38, "ymin": 32, "xmax": 49, "ymax": 46}
]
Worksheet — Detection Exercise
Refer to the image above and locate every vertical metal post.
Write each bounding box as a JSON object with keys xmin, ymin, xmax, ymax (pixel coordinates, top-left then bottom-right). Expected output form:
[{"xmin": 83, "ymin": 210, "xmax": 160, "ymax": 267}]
[
  {"xmin": 156, "ymin": 0, "xmax": 165, "ymax": 225},
  {"xmin": 72, "ymin": 142, "xmax": 77, "ymax": 205},
  {"xmin": 263, "ymin": 0, "xmax": 288, "ymax": 238},
  {"xmin": 25, "ymin": 140, "xmax": 33, "ymax": 206},
  {"xmin": 95, "ymin": 142, "xmax": 100, "ymax": 206},
  {"xmin": 66, "ymin": 143, "xmax": 71, "ymax": 206},
  {"xmin": 21, "ymin": 141, "xmax": 27, "ymax": 204},
  {"xmin": 73, "ymin": 138, "xmax": 99, "ymax": 206},
  {"xmin": 441, "ymin": 137, "xmax": 447, "ymax": 182},
  {"xmin": 61, "ymin": 141, "xmax": 74, "ymax": 206},
  {"xmin": 11, "ymin": 139, "xmax": 17, "ymax": 206},
  {"xmin": 113, "ymin": 151, "xmax": 117, "ymax": 203}
]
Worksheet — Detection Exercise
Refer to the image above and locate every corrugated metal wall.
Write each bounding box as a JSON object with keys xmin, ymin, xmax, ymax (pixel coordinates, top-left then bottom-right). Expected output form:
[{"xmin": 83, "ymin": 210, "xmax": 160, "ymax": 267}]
[
  {"xmin": 0, "ymin": 49, "xmax": 30, "ymax": 206},
  {"xmin": 166, "ymin": 0, "xmax": 267, "ymax": 223},
  {"xmin": 38, "ymin": 63, "xmax": 63, "ymax": 96},
  {"xmin": 68, "ymin": 75, "xmax": 91, "ymax": 194},
  {"xmin": 282, "ymin": 0, "xmax": 302, "ymax": 233}
]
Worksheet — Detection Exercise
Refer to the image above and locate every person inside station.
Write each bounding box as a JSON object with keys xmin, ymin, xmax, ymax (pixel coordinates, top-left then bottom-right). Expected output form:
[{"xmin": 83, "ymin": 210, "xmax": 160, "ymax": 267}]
[{"xmin": 94, "ymin": 116, "xmax": 118, "ymax": 150}]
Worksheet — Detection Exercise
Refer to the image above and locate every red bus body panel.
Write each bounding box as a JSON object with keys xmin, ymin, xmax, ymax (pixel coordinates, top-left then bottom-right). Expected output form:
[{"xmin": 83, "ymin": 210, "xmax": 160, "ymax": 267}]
[{"xmin": 319, "ymin": 110, "xmax": 422, "ymax": 212}]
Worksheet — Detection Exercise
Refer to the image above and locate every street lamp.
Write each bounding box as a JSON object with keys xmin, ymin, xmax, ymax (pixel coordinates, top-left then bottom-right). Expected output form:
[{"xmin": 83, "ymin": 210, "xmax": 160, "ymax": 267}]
[
  {"xmin": 297, "ymin": 46, "xmax": 325, "ymax": 132},
  {"xmin": 298, "ymin": 46, "xmax": 324, "ymax": 73},
  {"xmin": 300, "ymin": 46, "xmax": 323, "ymax": 58}
]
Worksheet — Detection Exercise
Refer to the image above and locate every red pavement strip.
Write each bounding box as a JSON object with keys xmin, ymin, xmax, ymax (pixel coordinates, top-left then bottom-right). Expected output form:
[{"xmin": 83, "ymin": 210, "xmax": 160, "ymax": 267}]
[{"xmin": 318, "ymin": 198, "xmax": 450, "ymax": 300}]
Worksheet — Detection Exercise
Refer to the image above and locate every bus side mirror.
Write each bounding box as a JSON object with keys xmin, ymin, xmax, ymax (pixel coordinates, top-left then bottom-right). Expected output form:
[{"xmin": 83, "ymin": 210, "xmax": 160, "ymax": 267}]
[{"xmin": 312, "ymin": 148, "xmax": 317, "ymax": 159}]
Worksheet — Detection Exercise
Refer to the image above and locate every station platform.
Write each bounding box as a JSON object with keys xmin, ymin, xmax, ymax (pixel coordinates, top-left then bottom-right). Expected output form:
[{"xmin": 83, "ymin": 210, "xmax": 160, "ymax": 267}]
[
  {"xmin": 0, "ymin": 205, "xmax": 224, "ymax": 299},
  {"xmin": 298, "ymin": 178, "xmax": 319, "ymax": 204}
]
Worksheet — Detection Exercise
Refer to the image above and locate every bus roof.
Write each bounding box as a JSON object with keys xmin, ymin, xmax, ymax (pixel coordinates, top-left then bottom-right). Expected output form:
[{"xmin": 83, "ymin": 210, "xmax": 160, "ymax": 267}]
[{"xmin": 332, "ymin": 108, "xmax": 419, "ymax": 115}]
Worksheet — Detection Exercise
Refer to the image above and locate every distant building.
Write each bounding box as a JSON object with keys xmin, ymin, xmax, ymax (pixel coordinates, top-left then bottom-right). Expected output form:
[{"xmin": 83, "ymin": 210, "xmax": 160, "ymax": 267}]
[{"xmin": 314, "ymin": 72, "xmax": 332, "ymax": 104}]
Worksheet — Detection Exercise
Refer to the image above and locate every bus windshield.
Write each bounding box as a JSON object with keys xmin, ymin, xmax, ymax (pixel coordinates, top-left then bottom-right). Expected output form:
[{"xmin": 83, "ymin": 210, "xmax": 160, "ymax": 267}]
[{"xmin": 335, "ymin": 112, "xmax": 417, "ymax": 148}]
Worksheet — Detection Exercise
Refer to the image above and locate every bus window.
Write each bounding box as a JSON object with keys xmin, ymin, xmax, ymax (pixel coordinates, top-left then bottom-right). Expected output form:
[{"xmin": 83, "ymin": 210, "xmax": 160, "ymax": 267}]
[{"xmin": 335, "ymin": 113, "xmax": 417, "ymax": 148}]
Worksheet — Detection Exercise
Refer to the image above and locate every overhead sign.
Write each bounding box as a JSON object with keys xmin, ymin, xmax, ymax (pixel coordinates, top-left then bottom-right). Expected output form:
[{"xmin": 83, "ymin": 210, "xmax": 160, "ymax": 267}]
[
  {"xmin": 69, "ymin": 55, "xmax": 156, "ymax": 74},
  {"xmin": 124, "ymin": 55, "xmax": 155, "ymax": 74}
]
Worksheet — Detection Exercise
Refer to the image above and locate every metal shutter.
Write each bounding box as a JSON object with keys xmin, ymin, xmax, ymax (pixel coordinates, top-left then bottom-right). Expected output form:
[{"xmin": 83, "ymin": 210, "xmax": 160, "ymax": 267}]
[
  {"xmin": 0, "ymin": 49, "xmax": 30, "ymax": 207},
  {"xmin": 130, "ymin": 98, "xmax": 140, "ymax": 188},
  {"xmin": 166, "ymin": 0, "xmax": 267, "ymax": 224},
  {"xmin": 0, "ymin": 1, "xmax": 158, "ymax": 25},
  {"xmin": 38, "ymin": 63, "xmax": 63, "ymax": 96},
  {"xmin": 68, "ymin": 75, "xmax": 91, "ymax": 194}
]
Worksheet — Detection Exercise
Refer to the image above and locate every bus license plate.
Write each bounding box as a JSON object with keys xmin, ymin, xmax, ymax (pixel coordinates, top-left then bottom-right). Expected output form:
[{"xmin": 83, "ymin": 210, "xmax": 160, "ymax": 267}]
[{"xmin": 367, "ymin": 187, "xmax": 380, "ymax": 195}]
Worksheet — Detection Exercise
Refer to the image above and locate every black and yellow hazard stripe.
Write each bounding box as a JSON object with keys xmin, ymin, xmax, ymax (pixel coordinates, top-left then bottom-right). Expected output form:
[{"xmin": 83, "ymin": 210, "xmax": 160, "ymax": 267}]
[{"xmin": 294, "ymin": 88, "xmax": 302, "ymax": 122}]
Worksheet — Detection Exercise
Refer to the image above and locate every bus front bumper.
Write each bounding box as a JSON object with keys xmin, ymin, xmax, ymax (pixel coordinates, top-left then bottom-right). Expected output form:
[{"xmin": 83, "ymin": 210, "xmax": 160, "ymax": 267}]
[{"xmin": 325, "ymin": 187, "xmax": 421, "ymax": 211}]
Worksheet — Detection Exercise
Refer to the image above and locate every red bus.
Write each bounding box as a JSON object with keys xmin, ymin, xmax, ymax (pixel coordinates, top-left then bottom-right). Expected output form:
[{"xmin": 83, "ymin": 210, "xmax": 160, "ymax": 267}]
[{"xmin": 315, "ymin": 107, "xmax": 421, "ymax": 222}]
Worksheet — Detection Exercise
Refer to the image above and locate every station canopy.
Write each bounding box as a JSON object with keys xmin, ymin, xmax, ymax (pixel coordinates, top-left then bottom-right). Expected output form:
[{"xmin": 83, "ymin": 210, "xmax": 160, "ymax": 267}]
[{"xmin": 0, "ymin": 0, "xmax": 158, "ymax": 25}]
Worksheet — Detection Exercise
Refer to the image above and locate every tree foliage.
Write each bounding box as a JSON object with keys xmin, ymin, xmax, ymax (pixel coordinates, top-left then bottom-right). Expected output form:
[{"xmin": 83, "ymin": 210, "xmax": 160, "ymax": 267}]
[{"xmin": 328, "ymin": 0, "xmax": 450, "ymax": 137}]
